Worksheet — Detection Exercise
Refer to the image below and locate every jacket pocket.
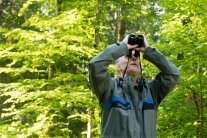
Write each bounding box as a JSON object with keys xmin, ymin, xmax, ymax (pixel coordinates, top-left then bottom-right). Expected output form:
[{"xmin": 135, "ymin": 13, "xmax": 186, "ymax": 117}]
[
  {"xmin": 103, "ymin": 108, "xmax": 128, "ymax": 136},
  {"xmin": 102, "ymin": 108, "xmax": 141, "ymax": 137},
  {"xmin": 143, "ymin": 110, "xmax": 156, "ymax": 138}
]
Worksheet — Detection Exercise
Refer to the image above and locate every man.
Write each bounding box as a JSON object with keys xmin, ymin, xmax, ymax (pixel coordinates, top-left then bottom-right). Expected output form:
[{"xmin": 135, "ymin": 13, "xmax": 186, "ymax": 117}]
[{"xmin": 88, "ymin": 35, "xmax": 180, "ymax": 138}]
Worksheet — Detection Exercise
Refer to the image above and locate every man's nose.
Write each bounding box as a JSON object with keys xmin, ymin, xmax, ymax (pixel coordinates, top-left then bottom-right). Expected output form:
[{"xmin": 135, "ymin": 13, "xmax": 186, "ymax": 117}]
[{"xmin": 131, "ymin": 56, "xmax": 137, "ymax": 61}]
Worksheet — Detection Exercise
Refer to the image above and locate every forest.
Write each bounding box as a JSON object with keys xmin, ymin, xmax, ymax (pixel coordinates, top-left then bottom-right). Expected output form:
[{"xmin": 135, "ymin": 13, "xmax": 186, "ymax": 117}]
[{"xmin": 0, "ymin": 0, "xmax": 206, "ymax": 137}]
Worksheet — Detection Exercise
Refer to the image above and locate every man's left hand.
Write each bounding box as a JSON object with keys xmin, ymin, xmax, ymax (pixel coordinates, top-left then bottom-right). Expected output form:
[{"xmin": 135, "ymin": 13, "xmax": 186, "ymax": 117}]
[{"xmin": 135, "ymin": 36, "xmax": 149, "ymax": 53}]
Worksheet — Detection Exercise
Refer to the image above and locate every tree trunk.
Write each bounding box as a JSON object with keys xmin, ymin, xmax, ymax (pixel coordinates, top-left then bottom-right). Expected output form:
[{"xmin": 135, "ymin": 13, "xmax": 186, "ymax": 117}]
[
  {"xmin": 198, "ymin": 55, "xmax": 204, "ymax": 138},
  {"xmin": 114, "ymin": 8, "xmax": 121, "ymax": 42},
  {"xmin": 57, "ymin": 0, "xmax": 63, "ymax": 14},
  {"xmin": 192, "ymin": 55, "xmax": 204, "ymax": 138},
  {"xmin": 114, "ymin": 5, "xmax": 127, "ymax": 42},
  {"xmin": 48, "ymin": 62, "xmax": 55, "ymax": 79},
  {"xmin": 94, "ymin": 0, "xmax": 101, "ymax": 48},
  {"xmin": 87, "ymin": 112, "xmax": 91, "ymax": 138},
  {"xmin": 192, "ymin": 91, "xmax": 200, "ymax": 138},
  {"xmin": 119, "ymin": 5, "xmax": 127, "ymax": 41},
  {"xmin": 87, "ymin": 90, "xmax": 93, "ymax": 138},
  {"xmin": 0, "ymin": 0, "xmax": 6, "ymax": 25}
]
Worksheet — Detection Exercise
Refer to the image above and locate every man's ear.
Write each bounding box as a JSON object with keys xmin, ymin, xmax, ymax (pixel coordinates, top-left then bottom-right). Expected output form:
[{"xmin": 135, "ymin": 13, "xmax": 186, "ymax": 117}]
[{"xmin": 116, "ymin": 64, "xmax": 121, "ymax": 71}]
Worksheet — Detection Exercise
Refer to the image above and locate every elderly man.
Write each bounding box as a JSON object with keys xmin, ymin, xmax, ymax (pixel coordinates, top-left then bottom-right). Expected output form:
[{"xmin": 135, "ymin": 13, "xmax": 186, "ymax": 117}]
[{"xmin": 88, "ymin": 35, "xmax": 180, "ymax": 138}]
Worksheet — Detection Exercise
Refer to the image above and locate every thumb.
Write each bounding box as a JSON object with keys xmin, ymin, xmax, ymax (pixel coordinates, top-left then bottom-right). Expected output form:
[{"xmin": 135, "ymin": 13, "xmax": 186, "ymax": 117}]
[
  {"xmin": 128, "ymin": 44, "xmax": 138, "ymax": 49},
  {"xmin": 135, "ymin": 47, "xmax": 145, "ymax": 52}
]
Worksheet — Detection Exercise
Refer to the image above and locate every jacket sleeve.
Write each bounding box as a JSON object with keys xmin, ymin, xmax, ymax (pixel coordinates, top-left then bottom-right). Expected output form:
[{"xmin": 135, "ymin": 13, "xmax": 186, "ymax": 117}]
[
  {"xmin": 88, "ymin": 42, "xmax": 128, "ymax": 103},
  {"xmin": 143, "ymin": 46, "xmax": 180, "ymax": 105}
]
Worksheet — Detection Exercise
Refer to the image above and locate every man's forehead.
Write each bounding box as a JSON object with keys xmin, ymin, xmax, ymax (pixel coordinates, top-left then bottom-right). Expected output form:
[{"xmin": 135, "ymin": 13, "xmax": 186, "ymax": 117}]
[
  {"xmin": 117, "ymin": 56, "xmax": 139, "ymax": 63},
  {"xmin": 120, "ymin": 56, "xmax": 139, "ymax": 60}
]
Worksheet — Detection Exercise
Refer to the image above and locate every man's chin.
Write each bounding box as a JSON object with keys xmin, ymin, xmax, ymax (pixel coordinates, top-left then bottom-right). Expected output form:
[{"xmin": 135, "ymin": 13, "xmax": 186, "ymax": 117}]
[{"xmin": 127, "ymin": 69, "xmax": 139, "ymax": 75}]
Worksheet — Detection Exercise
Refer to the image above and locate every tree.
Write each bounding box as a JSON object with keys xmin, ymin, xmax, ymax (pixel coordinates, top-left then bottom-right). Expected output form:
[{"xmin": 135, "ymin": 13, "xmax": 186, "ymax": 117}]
[
  {"xmin": 155, "ymin": 0, "xmax": 207, "ymax": 137},
  {"xmin": 0, "ymin": 0, "xmax": 100, "ymax": 137},
  {"xmin": 1, "ymin": 0, "xmax": 206, "ymax": 137}
]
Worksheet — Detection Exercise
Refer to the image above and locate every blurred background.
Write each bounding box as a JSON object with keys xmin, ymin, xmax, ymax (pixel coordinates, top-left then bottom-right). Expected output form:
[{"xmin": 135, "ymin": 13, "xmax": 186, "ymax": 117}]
[{"xmin": 0, "ymin": 0, "xmax": 206, "ymax": 137}]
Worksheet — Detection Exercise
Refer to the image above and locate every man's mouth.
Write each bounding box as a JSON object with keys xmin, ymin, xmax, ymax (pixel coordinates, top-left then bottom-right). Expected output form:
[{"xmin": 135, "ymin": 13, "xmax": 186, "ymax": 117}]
[{"xmin": 130, "ymin": 63, "xmax": 137, "ymax": 66}]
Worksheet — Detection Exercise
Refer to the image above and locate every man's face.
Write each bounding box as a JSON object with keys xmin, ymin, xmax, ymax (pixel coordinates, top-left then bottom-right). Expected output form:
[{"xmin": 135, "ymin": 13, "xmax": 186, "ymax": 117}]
[{"xmin": 116, "ymin": 56, "xmax": 140, "ymax": 77}]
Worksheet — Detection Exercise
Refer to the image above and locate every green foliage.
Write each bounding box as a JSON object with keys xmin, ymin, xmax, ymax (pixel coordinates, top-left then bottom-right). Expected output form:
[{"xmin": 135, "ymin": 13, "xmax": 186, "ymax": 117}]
[
  {"xmin": 0, "ymin": 0, "xmax": 99, "ymax": 137},
  {"xmin": 155, "ymin": 0, "xmax": 207, "ymax": 137},
  {"xmin": 0, "ymin": 0, "xmax": 206, "ymax": 137}
]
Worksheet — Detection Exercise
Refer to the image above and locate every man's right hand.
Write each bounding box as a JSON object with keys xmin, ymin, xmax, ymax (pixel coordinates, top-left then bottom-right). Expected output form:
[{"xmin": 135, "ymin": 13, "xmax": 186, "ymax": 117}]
[
  {"xmin": 135, "ymin": 36, "xmax": 149, "ymax": 53},
  {"xmin": 122, "ymin": 35, "xmax": 138, "ymax": 50}
]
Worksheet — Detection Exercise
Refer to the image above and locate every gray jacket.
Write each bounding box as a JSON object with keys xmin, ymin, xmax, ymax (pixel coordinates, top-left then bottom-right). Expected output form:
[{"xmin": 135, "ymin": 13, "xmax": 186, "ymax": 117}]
[{"xmin": 88, "ymin": 42, "xmax": 180, "ymax": 138}]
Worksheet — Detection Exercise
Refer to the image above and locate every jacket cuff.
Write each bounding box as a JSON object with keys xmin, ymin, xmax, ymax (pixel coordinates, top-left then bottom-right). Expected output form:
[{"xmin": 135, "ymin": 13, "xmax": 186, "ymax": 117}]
[
  {"xmin": 143, "ymin": 46, "xmax": 163, "ymax": 61},
  {"xmin": 114, "ymin": 42, "xmax": 129, "ymax": 58},
  {"xmin": 143, "ymin": 46, "xmax": 180, "ymax": 75}
]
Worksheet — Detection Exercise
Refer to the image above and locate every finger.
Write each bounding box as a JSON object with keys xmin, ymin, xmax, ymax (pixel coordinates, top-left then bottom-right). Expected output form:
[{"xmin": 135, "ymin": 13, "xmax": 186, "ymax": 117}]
[
  {"xmin": 135, "ymin": 47, "xmax": 145, "ymax": 52},
  {"xmin": 131, "ymin": 44, "xmax": 138, "ymax": 48},
  {"xmin": 128, "ymin": 45, "xmax": 138, "ymax": 49},
  {"xmin": 134, "ymin": 47, "xmax": 141, "ymax": 51}
]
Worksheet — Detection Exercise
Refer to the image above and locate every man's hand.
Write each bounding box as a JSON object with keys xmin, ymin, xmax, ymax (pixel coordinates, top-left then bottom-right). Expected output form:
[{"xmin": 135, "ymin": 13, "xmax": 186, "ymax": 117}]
[
  {"xmin": 135, "ymin": 36, "xmax": 149, "ymax": 52},
  {"xmin": 122, "ymin": 35, "xmax": 138, "ymax": 50}
]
